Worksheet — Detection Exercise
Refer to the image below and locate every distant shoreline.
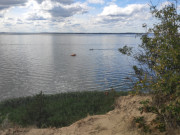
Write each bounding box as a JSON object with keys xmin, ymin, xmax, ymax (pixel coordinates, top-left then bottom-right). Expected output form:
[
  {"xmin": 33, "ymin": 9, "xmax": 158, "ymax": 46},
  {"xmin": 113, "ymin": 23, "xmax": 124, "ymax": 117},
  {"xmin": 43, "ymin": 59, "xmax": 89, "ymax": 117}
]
[{"xmin": 0, "ymin": 32, "xmax": 147, "ymax": 35}]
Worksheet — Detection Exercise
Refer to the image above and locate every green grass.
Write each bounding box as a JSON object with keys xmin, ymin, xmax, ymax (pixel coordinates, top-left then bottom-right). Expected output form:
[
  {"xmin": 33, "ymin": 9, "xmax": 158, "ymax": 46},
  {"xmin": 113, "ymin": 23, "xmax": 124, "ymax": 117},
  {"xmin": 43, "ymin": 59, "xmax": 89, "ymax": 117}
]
[{"xmin": 0, "ymin": 91, "xmax": 128, "ymax": 128}]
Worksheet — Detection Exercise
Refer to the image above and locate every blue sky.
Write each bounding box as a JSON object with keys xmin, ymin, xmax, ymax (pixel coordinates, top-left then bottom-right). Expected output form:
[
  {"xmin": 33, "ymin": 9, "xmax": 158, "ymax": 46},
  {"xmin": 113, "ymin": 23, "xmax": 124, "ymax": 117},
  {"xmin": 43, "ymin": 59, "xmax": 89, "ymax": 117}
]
[{"xmin": 0, "ymin": 0, "xmax": 179, "ymax": 33}]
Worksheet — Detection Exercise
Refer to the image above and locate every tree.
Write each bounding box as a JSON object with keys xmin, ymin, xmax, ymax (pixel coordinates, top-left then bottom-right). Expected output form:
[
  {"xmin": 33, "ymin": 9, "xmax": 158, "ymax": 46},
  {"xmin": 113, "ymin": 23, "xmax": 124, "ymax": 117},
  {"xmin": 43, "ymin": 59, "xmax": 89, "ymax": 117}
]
[{"xmin": 119, "ymin": 1, "xmax": 180, "ymax": 132}]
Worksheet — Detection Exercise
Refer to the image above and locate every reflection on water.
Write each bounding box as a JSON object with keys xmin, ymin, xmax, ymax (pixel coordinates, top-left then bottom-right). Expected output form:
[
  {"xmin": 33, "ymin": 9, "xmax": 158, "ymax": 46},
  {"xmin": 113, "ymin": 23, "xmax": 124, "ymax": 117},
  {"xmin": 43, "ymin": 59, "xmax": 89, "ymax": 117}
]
[{"xmin": 0, "ymin": 34, "xmax": 141, "ymax": 100}]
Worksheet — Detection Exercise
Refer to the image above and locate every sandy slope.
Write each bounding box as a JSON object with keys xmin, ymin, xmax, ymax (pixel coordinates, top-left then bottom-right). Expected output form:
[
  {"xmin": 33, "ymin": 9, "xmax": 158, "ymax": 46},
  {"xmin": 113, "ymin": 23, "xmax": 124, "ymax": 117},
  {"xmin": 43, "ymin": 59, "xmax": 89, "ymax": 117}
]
[{"xmin": 0, "ymin": 95, "xmax": 179, "ymax": 135}]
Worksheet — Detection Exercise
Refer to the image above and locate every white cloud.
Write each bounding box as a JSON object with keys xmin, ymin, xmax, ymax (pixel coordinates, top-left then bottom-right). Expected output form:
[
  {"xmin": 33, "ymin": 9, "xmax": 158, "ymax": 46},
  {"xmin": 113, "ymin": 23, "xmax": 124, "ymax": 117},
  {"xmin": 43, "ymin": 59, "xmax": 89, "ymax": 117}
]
[
  {"xmin": 24, "ymin": 0, "xmax": 50, "ymax": 21},
  {"xmin": 100, "ymin": 4, "xmax": 148, "ymax": 17},
  {"xmin": 0, "ymin": 9, "xmax": 8, "ymax": 17},
  {"xmin": 0, "ymin": 0, "xmax": 160, "ymax": 33},
  {"xmin": 48, "ymin": 2, "xmax": 88, "ymax": 17},
  {"xmin": 0, "ymin": 0, "xmax": 28, "ymax": 18},
  {"xmin": 26, "ymin": 0, "xmax": 89, "ymax": 18},
  {"xmin": 35, "ymin": 0, "xmax": 74, "ymax": 5},
  {"xmin": 7, "ymin": 0, "xmax": 89, "ymax": 32},
  {"xmin": 88, "ymin": 0, "xmax": 104, "ymax": 4},
  {"xmin": 0, "ymin": 0, "xmax": 28, "ymax": 10},
  {"xmin": 26, "ymin": 12, "xmax": 49, "ymax": 20},
  {"xmin": 97, "ymin": 4, "xmax": 150, "ymax": 24},
  {"xmin": 159, "ymin": 1, "xmax": 172, "ymax": 9}
]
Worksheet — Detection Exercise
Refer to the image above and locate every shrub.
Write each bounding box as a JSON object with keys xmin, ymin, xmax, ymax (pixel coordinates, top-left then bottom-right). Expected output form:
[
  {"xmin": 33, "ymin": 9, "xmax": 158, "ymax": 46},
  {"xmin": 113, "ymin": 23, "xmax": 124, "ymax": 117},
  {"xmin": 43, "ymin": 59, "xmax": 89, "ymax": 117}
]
[{"xmin": 119, "ymin": 1, "xmax": 180, "ymax": 132}]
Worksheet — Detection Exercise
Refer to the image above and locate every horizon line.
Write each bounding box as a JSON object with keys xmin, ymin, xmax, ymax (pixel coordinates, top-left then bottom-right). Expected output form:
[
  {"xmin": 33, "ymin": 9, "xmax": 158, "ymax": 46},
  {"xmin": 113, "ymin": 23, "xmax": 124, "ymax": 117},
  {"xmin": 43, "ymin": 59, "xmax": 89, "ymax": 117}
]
[{"xmin": 0, "ymin": 32, "xmax": 147, "ymax": 34}]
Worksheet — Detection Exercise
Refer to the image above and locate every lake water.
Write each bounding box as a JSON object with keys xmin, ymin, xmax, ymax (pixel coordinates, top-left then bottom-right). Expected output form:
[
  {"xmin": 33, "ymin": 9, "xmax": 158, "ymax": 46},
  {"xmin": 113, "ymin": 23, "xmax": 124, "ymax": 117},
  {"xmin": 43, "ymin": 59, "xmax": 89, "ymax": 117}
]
[{"xmin": 0, "ymin": 34, "xmax": 141, "ymax": 100}]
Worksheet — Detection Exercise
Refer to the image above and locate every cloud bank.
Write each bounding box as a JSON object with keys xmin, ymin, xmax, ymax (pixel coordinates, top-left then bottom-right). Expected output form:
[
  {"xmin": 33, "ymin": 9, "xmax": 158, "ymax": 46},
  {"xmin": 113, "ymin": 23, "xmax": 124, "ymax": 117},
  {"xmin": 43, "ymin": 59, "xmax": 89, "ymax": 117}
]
[
  {"xmin": 1, "ymin": 0, "xmax": 175, "ymax": 32},
  {"xmin": 0, "ymin": 0, "xmax": 28, "ymax": 10},
  {"xmin": 88, "ymin": 0, "xmax": 104, "ymax": 4},
  {"xmin": 98, "ymin": 4, "xmax": 149, "ymax": 24}
]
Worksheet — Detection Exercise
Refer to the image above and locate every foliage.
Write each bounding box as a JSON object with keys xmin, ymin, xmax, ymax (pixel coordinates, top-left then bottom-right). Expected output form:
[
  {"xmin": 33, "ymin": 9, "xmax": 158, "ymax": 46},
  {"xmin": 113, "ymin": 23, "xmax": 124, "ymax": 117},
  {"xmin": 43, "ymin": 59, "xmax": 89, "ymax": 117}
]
[
  {"xmin": 24, "ymin": 91, "xmax": 49, "ymax": 128},
  {"xmin": 119, "ymin": 1, "xmax": 180, "ymax": 132},
  {"xmin": 119, "ymin": 45, "xmax": 132, "ymax": 56},
  {"xmin": 133, "ymin": 116, "xmax": 151, "ymax": 133},
  {"xmin": 0, "ymin": 91, "xmax": 128, "ymax": 128}
]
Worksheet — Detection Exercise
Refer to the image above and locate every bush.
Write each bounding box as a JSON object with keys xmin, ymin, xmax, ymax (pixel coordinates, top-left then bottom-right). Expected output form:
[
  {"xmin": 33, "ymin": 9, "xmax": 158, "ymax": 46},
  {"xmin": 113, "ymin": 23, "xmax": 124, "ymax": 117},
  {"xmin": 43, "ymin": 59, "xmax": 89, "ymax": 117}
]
[{"xmin": 119, "ymin": 1, "xmax": 180, "ymax": 132}]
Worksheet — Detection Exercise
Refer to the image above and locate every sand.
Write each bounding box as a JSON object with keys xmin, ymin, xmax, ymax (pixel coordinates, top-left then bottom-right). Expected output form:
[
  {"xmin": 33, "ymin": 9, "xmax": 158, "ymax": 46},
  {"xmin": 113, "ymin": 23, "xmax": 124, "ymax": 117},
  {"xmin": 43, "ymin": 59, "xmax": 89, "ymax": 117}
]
[{"xmin": 0, "ymin": 95, "xmax": 179, "ymax": 135}]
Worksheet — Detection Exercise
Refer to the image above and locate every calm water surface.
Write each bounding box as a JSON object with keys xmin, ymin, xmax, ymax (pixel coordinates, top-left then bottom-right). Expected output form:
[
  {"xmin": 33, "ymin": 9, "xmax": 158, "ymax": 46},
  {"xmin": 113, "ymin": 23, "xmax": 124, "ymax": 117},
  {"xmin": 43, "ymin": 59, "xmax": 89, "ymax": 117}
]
[{"xmin": 0, "ymin": 34, "xmax": 140, "ymax": 100}]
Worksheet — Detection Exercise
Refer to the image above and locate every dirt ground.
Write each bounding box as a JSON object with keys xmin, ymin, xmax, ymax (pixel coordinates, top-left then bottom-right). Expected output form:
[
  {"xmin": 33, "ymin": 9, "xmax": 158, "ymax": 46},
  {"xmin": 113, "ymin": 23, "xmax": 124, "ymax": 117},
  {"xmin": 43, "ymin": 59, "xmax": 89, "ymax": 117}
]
[{"xmin": 0, "ymin": 95, "xmax": 179, "ymax": 135}]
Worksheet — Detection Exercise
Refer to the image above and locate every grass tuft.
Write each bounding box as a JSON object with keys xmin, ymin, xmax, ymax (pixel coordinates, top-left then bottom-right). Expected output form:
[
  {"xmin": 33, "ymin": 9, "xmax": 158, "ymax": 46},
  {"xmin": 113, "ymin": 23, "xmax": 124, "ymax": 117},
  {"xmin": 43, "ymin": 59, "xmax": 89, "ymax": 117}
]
[{"xmin": 0, "ymin": 91, "xmax": 128, "ymax": 128}]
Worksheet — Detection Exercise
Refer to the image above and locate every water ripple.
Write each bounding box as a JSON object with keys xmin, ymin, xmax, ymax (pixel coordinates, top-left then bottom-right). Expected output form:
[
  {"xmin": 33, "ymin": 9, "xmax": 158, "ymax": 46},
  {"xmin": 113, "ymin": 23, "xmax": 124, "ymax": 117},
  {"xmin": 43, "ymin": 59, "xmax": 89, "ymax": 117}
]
[{"xmin": 0, "ymin": 34, "xmax": 140, "ymax": 100}]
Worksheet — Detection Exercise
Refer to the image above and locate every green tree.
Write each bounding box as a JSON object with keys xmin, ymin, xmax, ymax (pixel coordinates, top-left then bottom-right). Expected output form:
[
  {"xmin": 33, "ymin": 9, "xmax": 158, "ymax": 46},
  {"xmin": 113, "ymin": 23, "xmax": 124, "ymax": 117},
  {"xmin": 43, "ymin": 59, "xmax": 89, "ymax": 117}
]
[{"xmin": 119, "ymin": 1, "xmax": 180, "ymax": 131}]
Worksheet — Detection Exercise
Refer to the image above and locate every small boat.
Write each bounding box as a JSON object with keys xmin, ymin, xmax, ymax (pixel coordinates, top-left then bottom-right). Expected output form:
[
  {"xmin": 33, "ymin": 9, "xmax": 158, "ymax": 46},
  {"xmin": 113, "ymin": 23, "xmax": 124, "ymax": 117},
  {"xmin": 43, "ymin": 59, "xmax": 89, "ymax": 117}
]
[
  {"xmin": 89, "ymin": 49, "xmax": 94, "ymax": 51},
  {"xmin": 71, "ymin": 54, "xmax": 76, "ymax": 56}
]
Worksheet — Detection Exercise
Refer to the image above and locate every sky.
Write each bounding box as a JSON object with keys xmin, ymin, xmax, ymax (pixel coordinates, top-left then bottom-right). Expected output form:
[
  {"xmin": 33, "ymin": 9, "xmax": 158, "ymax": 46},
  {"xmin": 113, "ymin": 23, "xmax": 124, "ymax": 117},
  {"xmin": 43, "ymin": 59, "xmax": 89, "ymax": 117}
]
[{"xmin": 0, "ymin": 0, "xmax": 179, "ymax": 33}]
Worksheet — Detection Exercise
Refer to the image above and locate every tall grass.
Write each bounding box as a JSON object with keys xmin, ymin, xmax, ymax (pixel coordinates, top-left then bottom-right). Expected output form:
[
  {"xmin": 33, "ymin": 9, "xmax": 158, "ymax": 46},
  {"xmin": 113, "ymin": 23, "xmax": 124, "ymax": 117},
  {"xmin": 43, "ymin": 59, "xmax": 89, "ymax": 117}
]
[{"xmin": 0, "ymin": 91, "xmax": 128, "ymax": 128}]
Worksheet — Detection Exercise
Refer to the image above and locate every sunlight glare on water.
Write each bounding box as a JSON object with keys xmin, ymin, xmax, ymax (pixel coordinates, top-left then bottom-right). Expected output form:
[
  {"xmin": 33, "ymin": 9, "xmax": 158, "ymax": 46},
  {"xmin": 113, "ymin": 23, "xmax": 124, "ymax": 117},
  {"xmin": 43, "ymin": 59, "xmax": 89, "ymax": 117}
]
[{"xmin": 0, "ymin": 34, "xmax": 141, "ymax": 100}]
